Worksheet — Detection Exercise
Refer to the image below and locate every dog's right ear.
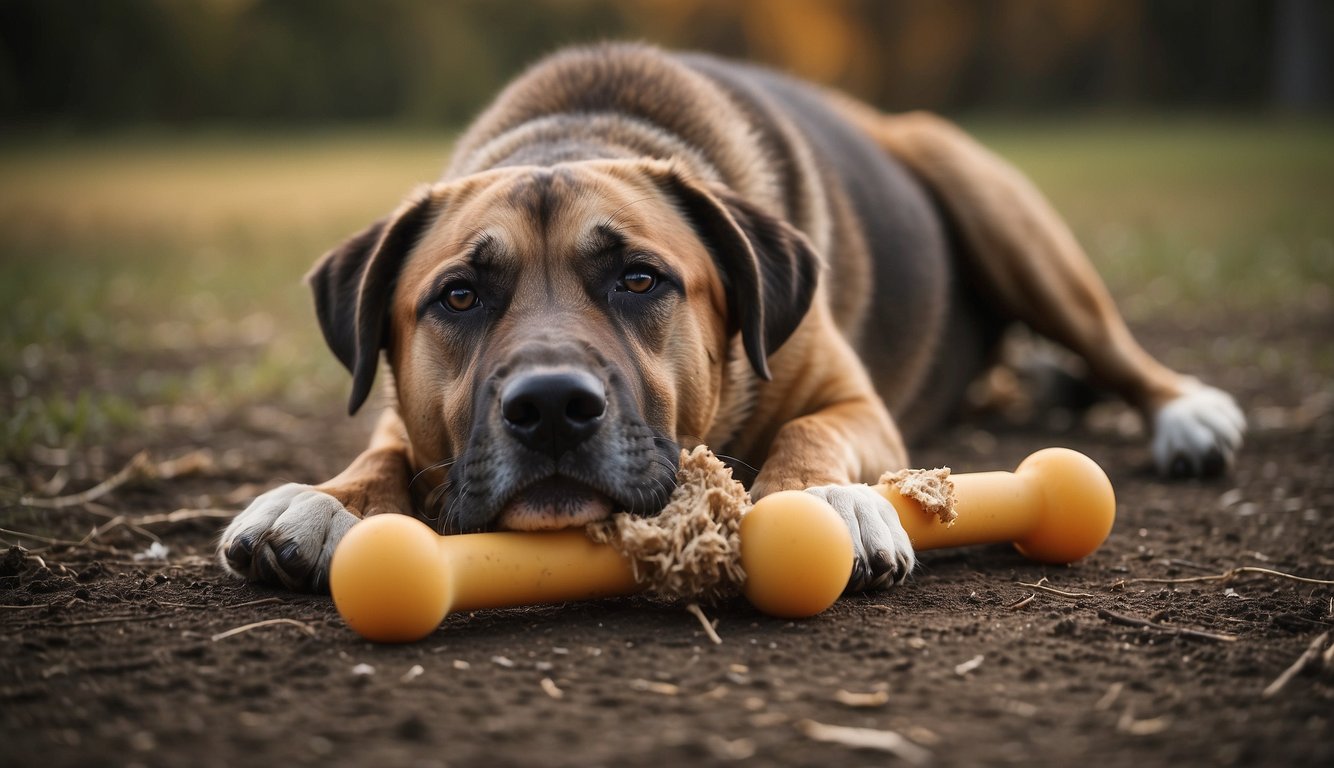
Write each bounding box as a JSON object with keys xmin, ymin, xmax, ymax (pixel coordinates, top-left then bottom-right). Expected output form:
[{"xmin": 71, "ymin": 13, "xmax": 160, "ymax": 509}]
[
  {"xmin": 306, "ymin": 186, "xmax": 442, "ymax": 415},
  {"xmin": 647, "ymin": 167, "xmax": 820, "ymax": 381}
]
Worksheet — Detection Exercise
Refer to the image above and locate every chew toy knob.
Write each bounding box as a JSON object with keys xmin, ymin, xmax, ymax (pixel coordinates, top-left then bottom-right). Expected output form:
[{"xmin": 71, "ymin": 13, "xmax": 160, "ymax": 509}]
[
  {"xmin": 739, "ymin": 490, "xmax": 854, "ymax": 619},
  {"xmin": 882, "ymin": 447, "xmax": 1116, "ymax": 563},
  {"xmin": 330, "ymin": 513, "xmax": 453, "ymax": 643}
]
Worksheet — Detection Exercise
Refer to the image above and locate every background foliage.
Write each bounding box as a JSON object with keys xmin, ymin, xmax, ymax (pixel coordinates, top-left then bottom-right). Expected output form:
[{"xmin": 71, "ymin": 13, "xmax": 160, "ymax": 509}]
[{"xmin": 1, "ymin": 0, "xmax": 1330, "ymax": 130}]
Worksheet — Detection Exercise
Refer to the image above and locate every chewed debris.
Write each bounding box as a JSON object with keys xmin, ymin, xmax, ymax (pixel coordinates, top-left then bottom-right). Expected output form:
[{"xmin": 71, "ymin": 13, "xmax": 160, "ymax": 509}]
[
  {"xmin": 586, "ymin": 445, "xmax": 748, "ymax": 602},
  {"xmin": 880, "ymin": 467, "xmax": 957, "ymax": 525}
]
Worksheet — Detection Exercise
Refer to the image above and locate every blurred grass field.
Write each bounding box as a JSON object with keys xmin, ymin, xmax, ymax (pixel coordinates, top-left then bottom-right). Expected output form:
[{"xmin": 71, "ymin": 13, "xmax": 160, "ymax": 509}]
[{"xmin": 1, "ymin": 119, "xmax": 1331, "ymax": 471}]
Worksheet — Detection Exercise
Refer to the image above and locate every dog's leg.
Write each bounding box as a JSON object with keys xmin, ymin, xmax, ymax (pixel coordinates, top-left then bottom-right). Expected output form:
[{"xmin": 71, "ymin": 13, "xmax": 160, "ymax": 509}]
[
  {"xmin": 866, "ymin": 111, "xmax": 1244, "ymax": 477},
  {"xmin": 218, "ymin": 408, "xmax": 414, "ymax": 592},
  {"xmin": 750, "ymin": 332, "xmax": 917, "ymax": 591}
]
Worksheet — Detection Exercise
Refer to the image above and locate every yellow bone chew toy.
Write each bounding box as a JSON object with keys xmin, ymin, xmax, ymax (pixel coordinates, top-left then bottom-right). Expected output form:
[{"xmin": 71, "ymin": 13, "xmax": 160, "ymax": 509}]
[
  {"xmin": 887, "ymin": 446, "xmax": 1116, "ymax": 564},
  {"xmin": 330, "ymin": 447, "xmax": 1114, "ymax": 643}
]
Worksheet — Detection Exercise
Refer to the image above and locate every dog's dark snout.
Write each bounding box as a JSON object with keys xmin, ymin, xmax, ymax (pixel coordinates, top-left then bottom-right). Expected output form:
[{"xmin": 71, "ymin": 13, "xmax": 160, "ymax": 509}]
[{"xmin": 500, "ymin": 369, "xmax": 607, "ymax": 457}]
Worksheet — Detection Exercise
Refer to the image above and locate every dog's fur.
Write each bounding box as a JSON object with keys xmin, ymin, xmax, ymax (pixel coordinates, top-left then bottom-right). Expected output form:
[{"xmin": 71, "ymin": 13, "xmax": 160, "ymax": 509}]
[{"xmin": 219, "ymin": 44, "xmax": 1244, "ymax": 593}]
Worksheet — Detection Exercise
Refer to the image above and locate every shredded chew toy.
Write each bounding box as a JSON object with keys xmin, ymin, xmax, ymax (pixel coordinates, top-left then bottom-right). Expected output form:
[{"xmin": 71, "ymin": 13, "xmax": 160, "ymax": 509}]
[{"xmin": 330, "ymin": 447, "xmax": 1115, "ymax": 642}]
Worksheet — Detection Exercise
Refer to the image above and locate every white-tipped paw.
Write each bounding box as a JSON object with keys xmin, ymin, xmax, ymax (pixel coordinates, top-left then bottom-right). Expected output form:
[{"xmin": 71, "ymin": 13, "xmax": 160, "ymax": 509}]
[
  {"xmin": 804, "ymin": 484, "xmax": 915, "ymax": 591},
  {"xmin": 1152, "ymin": 382, "xmax": 1246, "ymax": 478},
  {"xmin": 218, "ymin": 483, "xmax": 358, "ymax": 593}
]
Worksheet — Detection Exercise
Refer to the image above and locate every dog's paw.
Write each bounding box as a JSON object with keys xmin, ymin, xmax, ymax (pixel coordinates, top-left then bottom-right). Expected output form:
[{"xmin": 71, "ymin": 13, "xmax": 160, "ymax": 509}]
[
  {"xmin": 1151, "ymin": 381, "xmax": 1246, "ymax": 478},
  {"xmin": 803, "ymin": 484, "xmax": 915, "ymax": 591},
  {"xmin": 218, "ymin": 483, "xmax": 359, "ymax": 593}
]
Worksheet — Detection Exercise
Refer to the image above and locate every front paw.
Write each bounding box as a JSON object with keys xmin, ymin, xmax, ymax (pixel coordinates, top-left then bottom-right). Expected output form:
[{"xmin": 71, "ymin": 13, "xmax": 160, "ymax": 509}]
[
  {"xmin": 218, "ymin": 483, "xmax": 359, "ymax": 593},
  {"xmin": 1151, "ymin": 381, "xmax": 1246, "ymax": 478},
  {"xmin": 803, "ymin": 484, "xmax": 915, "ymax": 591}
]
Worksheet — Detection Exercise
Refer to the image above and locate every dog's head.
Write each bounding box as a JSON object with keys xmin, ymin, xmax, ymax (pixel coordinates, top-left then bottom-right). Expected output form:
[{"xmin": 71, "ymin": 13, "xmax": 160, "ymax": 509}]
[{"xmin": 307, "ymin": 160, "xmax": 818, "ymax": 533}]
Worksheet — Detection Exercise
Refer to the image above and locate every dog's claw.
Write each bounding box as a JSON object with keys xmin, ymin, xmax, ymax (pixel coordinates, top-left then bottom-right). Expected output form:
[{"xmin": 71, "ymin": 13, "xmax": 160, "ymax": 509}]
[
  {"xmin": 218, "ymin": 484, "xmax": 360, "ymax": 594},
  {"xmin": 252, "ymin": 544, "xmax": 286, "ymax": 587},
  {"xmin": 226, "ymin": 535, "xmax": 256, "ymax": 567}
]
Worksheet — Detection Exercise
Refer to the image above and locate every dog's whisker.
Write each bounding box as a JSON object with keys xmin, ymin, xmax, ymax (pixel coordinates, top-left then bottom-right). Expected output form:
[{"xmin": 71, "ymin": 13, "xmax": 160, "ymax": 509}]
[
  {"xmin": 713, "ymin": 453, "xmax": 760, "ymax": 480},
  {"xmin": 422, "ymin": 480, "xmax": 455, "ymax": 522},
  {"xmin": 649, "ymin": 474, "xmax": 674, "ymax": 507},
  {"xmin": 409, "ymin": 458, "xmax": 458, "ymax": 490},
  {"xmin": 641, "ymin": 456, "xmax": 677, "ymax": 486},
  {"xmin": 444, "ymin": 478, "xmax": 471, "ymax": 533},
  {"xmin": 633, "ymin": 485, "xmax": 647, "ymax": 516}
]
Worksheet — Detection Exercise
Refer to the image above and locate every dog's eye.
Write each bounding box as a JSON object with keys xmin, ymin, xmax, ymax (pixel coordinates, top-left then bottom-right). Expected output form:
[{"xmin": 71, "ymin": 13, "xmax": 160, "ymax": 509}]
[
  {"xmin": 620, "ymin": 268, "xmax": 657, "ymax": 294},
  {"xmin": 442, "ymin": 282, "xmax": 479, "ymax": 312}
]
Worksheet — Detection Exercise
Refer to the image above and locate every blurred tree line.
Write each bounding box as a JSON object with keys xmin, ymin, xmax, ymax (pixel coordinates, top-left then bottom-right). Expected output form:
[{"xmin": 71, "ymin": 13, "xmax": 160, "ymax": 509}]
[{"xmin": 0, "ymin": 0, "xmax": 1328, "ymax": 130}]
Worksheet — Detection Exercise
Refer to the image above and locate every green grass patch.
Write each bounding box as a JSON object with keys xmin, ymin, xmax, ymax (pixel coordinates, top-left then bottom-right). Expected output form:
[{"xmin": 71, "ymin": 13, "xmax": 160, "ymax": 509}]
[
  {"xmin": 969, "ymin": 118, "xmax": 1334, "ymax": 311},
  {"xmin": 0, "ymin": 130, "xmax": 450, "ymax": 463}
]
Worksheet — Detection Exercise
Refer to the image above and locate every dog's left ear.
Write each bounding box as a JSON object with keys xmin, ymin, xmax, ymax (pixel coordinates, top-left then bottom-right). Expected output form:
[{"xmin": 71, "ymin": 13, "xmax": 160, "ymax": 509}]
[
  {"xmin": 306, "ymin": 186, "xmax": 443, "ymax": 415},
  {"xmin": 653, "ymin": 169, "xmax": 820, "ymax": 380}
]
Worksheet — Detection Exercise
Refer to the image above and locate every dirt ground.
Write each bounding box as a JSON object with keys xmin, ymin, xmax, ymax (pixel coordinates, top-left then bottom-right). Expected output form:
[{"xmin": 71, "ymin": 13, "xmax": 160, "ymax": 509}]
[{"xmin": 2, "ymin": 298, "xmax": 1331, "ymax": 767}]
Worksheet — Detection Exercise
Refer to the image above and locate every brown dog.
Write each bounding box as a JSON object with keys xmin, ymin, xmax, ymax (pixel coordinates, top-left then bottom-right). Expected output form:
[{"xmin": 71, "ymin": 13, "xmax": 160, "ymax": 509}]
[{"xmin": 219, "ymin": 44, "xmax": 1244, "ymax": 593}]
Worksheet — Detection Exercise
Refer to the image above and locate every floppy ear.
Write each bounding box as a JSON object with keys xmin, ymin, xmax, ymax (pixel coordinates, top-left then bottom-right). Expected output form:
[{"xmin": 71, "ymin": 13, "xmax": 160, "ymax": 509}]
[
  {"xmin": 306, "ymin": 186, "xmax": 442, "ymax": 415},
  {"xmin": 654, "ymin": 171, "xmax": 820, "ymax": 380}
]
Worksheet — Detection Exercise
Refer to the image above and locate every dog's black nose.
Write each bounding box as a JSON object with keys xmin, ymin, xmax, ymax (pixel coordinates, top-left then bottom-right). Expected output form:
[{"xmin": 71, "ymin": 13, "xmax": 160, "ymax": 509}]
[{"xmin": 500, "ymin": 368, "xmax": 607, "ymax": 457}]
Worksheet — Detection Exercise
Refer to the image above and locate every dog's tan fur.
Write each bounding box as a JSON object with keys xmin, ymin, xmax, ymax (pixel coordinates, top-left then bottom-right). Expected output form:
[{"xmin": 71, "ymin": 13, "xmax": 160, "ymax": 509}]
[{"xmin": 220, "ymin": 44, "xmax": 1243, "ymax": 593}]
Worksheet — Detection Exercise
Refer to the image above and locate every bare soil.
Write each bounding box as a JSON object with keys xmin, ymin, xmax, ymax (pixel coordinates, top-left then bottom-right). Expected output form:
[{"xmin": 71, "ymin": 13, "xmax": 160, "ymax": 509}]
[{"xmin": 3, "ymin": 304, "xmax": 1332, "ymax": 768}]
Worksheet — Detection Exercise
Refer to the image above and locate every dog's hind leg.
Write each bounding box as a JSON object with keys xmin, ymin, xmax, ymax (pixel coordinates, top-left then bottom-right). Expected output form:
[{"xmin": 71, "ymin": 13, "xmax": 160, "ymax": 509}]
[
  {"xmin": 219, "ymin": 408, "xmax": 415, "ymax": 592},
  {"xmin": 857, "ymin": 110, "xmax": 1244, "ymax": 477}
]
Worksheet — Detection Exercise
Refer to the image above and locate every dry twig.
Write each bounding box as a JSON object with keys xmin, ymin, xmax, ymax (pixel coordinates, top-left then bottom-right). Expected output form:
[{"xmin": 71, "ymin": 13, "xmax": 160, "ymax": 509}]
[
  {"xmin": 1017, "ymin": 578, "xmax": 1094, "ymax": 599},
  {"xmin": 78, "ymin": 517, "xmax": 158, "ymax": 548},
  {"xmin": 79, "ymin": 508, "xmax": 235, "ymax": 547},
  {"xmin": 1116, "ymin": 706, "xmax": 1171, "ymax": 736},
  {"xmin": 686, "ymin": 602, "xmax": 723, "ymax": 645},
  {"xmin": 20, "ymin": 450, "xmax": 214, "ymax": 509},
  {"xmin": 0, "ymin": 527, "xmax": 119, "ymax": 554},
  {"xmin": 139, "ymin": 508, "xmax": 236, "ymax": 526},
  {"xmin": 540, "ymin": 677, "xmax": 564, "ymax": 700},
  {"xmin": 1262, "ymin": 631, "xmax": 1329, "ymax": 699},
  {"xmin": 797, "ymin": 720, "xmax": 932, "ymax": 766},
  {"xmin": 1004, "ymin": 593, "xmax": 1037, "ymax": 610},
  {"xmin": 834, "ymin": 689, "xmax": 890, "ymax": 708},
  {"xmin": 211, "ymin": 617, "xmax": 316, "ymax": 642},
  {"xmin": 954, "ymin": 654, "xmax": 985, "ymax": 675},
  {"xmin": 1098, "ymin": 609, "xmax": 1237, "ymax": 643},
  {"xmin": 1115, "ymin": 566, "xmax": 1334, "ymax": 588},
  {"xmin": 630, "ymin": 679, "xmax": 680, "ymax": 695},
  {"xmin": 226, "ymin": 597, "xmax": 284, "ymax": 610},
  {"xmin": 1095, "ymin": 682, "xmax": 1124, "ymax": 711}
]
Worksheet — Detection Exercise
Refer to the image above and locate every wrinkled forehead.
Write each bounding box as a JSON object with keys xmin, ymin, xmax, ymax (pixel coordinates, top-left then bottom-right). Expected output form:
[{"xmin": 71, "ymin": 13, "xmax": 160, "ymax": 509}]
[{"xmin": 411, "ymin": 164, "xmax": 703, "ymax": 272}]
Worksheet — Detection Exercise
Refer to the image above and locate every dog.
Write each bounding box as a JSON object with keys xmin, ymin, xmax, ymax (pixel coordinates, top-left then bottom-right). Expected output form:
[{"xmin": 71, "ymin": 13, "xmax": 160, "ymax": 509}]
[{"xmin": 218, "ymin": 44, "xmax": 1245, "ymax": 593}]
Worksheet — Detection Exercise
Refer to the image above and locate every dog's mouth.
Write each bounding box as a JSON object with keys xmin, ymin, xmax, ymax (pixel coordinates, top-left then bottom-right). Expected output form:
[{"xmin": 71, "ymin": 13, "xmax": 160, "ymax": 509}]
[{"xmin": 495, "ymin": 475, "xmax": 615, "ymax": 531}]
